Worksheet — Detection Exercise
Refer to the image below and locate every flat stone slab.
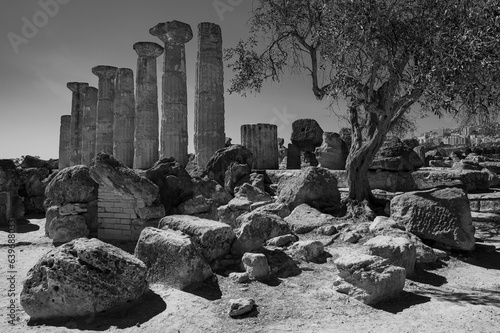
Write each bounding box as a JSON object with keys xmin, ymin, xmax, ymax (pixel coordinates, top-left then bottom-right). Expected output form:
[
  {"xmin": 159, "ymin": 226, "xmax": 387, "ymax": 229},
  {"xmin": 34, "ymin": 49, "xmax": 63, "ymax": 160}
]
[
  {"xmin": 158, "ymin": 215, "xmax": 235, "ymax": 262},
  {"xmin": 469, "ymin": 191, "xmax": 500, "ymax": 214}
]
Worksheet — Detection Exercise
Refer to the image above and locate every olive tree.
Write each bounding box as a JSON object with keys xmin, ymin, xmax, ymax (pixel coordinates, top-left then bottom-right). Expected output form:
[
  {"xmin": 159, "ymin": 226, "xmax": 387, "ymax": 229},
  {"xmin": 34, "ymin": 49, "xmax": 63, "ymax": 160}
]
[{"xmin": 225, "ymin": 0, "xmax": 500, "ymax": 213}]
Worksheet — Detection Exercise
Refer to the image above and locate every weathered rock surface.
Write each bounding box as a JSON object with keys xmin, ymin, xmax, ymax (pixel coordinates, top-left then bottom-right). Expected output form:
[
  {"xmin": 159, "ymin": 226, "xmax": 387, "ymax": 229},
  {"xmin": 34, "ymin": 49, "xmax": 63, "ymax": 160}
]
[
  {"xmin": 205, "ymin": 145, "xmax": 254, "ymax": 186},
  {"xmin": 20, "ymin": 155, "xmax": 50, "ymax": 169},
  {"xmin": 334, "ymin": 253, "xmax": 406, "ymax": 305},
  {"xmin": 277, "ymin": 167, "xmax": 340, "ymax": 213},
  {"xmin": 265, "ymin": 234, "xmax": 298, "ymax": 247},
  {"xmin": 192, "ymin": 176, "xmax": 232, "ymax": 206},
  {"xmin": 286, "ymin": 240, "xmax": 325, "ymax": 262},
  {"xmin": 363, "ymin": 235, "xmax": 416, "ymax": 277},
  {"xmin": 44, "ymin": 165, "xmax": 98, "ymax": 208},
  {"xmin": 46, "ymin": 215, "xmax": 89, "ymax": 243},
  {"xmin": 91, "ymin": 153, "xmax": 159, "ymax": 207},
  {"xmin": 284, "ymin": 203, "xmax": 337, "ymax": 234},
  {"xmin": 231, "ymin": 211, "xmax": 291, "ymax": 255},
  {"xmin": 241, "ymin": 253, "xmax": 269, "ymax": 279},
  {"xmin": 20, "ymin": 238, "xmax": 148, "ymax": 320},
  {"xmin": 370, "ymin": 137, "xmax": 423, "ymax": 171},
  {"xmin": 234, "ymin": 183, "xmax": 272, "ymax": 203},
  {"xmin": 134, "ymin": 228, "xmax": 213, "ymax": 289},
  {"xmin": 290, "ymin": 119, "xmax": 323, "ymax": 150},
  {"xmin": 145, "ymin": 158, "xmax": 193, "ymax": 213},
  {"xmin": 315, "ymin": 132, "xmax": 348, "ymax": 170},
  {"xmin": 158, "ymin": 215, "xmax": 235, "ymax": 262},
  {"xmin": 251, "ymin": 202, "xmax": 291, "ymax": 219},
  {"xmin": 228, "ymin": 298, "xmax": 255, "ymax": 317},
  {"xmin": 224, "ymin": 162, "xmax": 251, "ymax": 195},
  {"xmin": 218, "ymin": 198, "xmax": 252, "ymax": 228},
  {"xmin": 391, "ymin": 187, "xmax": 475, "ymax": 251}
]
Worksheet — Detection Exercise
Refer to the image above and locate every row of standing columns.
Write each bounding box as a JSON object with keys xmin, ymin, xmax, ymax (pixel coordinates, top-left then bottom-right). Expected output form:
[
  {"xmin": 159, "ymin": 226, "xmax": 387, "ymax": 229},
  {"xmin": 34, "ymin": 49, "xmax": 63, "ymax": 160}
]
[{"xmin": 59, "ymin": 21, "xmax": 226, "ymax": 170}]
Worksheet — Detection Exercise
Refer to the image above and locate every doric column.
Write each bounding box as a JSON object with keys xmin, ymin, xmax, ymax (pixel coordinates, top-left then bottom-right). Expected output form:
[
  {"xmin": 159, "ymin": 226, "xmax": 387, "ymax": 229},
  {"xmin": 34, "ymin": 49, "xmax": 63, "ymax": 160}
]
[
  {"xmin": 194, "ymin": 22, "xmax": 225, "ymax": 169},
  {"xmin": 241, "ymin": 124, "xmax": 279, "ymax": 170},
  {"xmin": 67, "ymin": 82, "xmax": 89, "ymax": 166},
  {"xmin": 58, "ymin": 115, "xmax": 71, "ymax": 169},
  {"xmin": 150, "ymin": 21, "xmax": 193, "ymax": 166},
  {"xmin": 113, "ymin": 68, "xmax": 135, "ymax": 167},
  {"xmin": 81, "ymin": 86, "xmax": 98, "ymax": 166},
  {"xmin": 92, "ymin": 65, "xmax": 117, "ymax": 155},
  {"xmin": 132, "ymin": 42, "xmax": 164, "ymax": 169}
]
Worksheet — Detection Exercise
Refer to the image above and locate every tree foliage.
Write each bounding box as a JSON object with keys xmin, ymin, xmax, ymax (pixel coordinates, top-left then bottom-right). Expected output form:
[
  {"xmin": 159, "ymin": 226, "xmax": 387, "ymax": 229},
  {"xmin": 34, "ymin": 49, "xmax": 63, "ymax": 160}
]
[{"xmin": 225, "ymin": 0, "xmax": 500, "ymax": 208}]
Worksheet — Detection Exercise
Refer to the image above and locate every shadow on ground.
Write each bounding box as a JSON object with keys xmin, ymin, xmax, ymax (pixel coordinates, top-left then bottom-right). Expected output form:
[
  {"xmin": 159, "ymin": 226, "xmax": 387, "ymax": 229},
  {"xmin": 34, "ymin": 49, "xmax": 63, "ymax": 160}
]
[
  {"xmin": 27, "ymin": 289, "xmax": 166, "ymax": 331},
  {"xmin": 0, "ymin": 219, "xmax": 40, "ymax": 234},
  {"xmin": 409, "ymin": 268, "xmax": 448, "ymax": 287},
  {"xmin": 415, "ymin": 286, "xmax": 500, "ymax": 307},
  {"xmin": 372, "ymin": 291, "xmax": 431, "ymax": 314},
  {"xmin": 183, "ymin": 276, "xmax": 223, "ymax": 301}
]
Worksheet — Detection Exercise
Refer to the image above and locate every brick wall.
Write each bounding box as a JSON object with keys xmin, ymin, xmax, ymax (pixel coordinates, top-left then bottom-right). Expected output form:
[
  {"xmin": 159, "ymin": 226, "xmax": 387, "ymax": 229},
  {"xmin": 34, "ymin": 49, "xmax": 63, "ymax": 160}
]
[{"xmin": 97, "ymin": 187, "xmax": 139, "ymax": 240}]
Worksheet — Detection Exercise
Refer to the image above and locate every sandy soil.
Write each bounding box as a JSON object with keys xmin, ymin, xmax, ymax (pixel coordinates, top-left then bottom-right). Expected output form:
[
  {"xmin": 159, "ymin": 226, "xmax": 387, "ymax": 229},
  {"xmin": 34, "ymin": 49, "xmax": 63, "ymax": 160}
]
[{"xmin": 0, "ymin": 217, "xmax": 499, "ymax": 333}]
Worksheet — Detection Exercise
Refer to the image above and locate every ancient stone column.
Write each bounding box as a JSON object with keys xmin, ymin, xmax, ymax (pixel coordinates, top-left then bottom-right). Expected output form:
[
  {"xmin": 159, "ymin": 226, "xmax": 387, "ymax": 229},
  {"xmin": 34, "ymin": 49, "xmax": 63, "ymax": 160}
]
[
  {"xmin": 133, "ymin": 42, "xmax": 164, "ymax": 169},
  {"xmin": 194, "ymin": 22, "xmax": 225, "ymax": 169},
  {"xmin": 81, "ymin": 86, "xmax": 98, "ymax": 166},
  {"xmin": 241, "ymin": 124, "xmax": 279, "ymax": 170},
  {"xmin": 67, "ymin": 82, "xmax": 89, "ymax": 166},
  {"xmin": 58, "ymin": 115, "xmax": 71, "ymax": 169},
  {"xmin": 113, "ymin": 68, "xmax": 135, "ymax": 167},
  {"xmin": 92, "ymin": 65, "xmax": 117, "ymax": 155},
  {"xmin": 150, "ymin": 21, "xmax": 193, "ymax": 166}
]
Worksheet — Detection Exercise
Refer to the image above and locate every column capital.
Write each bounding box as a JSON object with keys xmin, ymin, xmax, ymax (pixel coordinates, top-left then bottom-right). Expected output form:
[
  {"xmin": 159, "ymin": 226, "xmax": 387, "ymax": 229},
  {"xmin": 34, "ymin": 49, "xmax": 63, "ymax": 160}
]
[
  {"xmin": 91, "ymin": 65, "xmax": 118, "ymax": 79},
  {"xmin": 150, "ymin": 21, "xmax": 193, "ymax": 44},
  {"xmin": 133, "ymin": 42, "xmax": 164, "ymax": 58},
  {"xmin": 67, "ymin": 82, "xmax": 89, "ymax": 92}
]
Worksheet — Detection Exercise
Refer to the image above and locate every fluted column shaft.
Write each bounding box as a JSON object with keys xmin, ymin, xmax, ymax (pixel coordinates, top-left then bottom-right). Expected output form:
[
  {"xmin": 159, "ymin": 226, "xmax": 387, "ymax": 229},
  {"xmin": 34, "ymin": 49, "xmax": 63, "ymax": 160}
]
[
  {"xmin": 194, "ymin": 22, "xmax": 225, "ymax": 169},
  {"xmin": 67, "ymin": 82, "xmax": 89, "ymax": 166},
  {"xmin": 81, "ymin": 86, "xmax": 98, "ymax": 166},
  {"xmin": 92, "ymin": 65, "xmax": 117, "ymax": 155},
  {"xmin": 113, "ymin": 68, "xmax": 135, "ymax": 167},
  {"xmin": 241, "ymin": 124, "xmax": 279, "ymax": 169},
  {"xmin": 58, "ymin": 115, "xmax": 71, "ymax": 169},
  {"xmin": 150, "ymin": 21, "xmax": 193, "ymax": 166},
  {"xmin": 133, "ymin": 42, "xmax": 164, "ymax": 169}
]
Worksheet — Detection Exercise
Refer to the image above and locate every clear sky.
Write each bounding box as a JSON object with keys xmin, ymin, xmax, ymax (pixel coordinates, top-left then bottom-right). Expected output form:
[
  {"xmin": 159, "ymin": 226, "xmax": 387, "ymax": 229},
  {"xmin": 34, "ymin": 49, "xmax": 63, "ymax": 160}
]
[{"xmin": 0, "ymin": 0, "xmax": 458, "ymax": 160}]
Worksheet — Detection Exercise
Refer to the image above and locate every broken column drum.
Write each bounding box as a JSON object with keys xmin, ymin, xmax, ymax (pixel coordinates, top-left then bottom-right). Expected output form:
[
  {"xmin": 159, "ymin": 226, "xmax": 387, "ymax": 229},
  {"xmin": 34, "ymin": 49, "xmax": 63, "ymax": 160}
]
[
  {"xmin": 194, "ymin": 22, "xmax": 225, "ymax": 169},
  {"xmin": 67, "ymin": 82, "xmax": 89, "ymax": 166},
  {"xmin": 81, "ymin": 86, "xmax": 98, "ymax": 166},
  {"xmin": 133, "ymin": 42, "xmax": 164, "ymax": 169},
  {"xmin": 150, "ymin": 21, "xmax": 193, "ymax": 166},
  {"xmin": 58, "ymin": 115, "xmax": 72, "ymax": 169},
  {"xmin": 92, "ymin": 65, "xmax": 117, "ymax": 156},
  {"xmin": 113, "ymin": 68, "xmax": 135, "ymax": 168},
  {"xmin": 241, "ymin": 124, "xmax": 279, "ymax": 169}
]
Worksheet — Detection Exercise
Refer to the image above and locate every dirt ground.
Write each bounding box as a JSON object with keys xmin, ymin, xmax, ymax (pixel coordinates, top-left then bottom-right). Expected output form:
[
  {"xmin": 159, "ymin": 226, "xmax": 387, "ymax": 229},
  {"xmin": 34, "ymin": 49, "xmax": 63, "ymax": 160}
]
[{"xmin": 0, "ymin": 216, "xmax": 499, "ymax": 333}]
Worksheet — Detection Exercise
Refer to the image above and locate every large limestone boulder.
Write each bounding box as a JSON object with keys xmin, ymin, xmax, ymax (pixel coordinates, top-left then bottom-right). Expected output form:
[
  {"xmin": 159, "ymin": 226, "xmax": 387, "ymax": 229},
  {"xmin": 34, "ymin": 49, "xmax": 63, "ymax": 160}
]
[
  {"xmin": 277, "ymin": 167, "xmax": 340, "ymax": 213},
  {"xmin": 234, "ymin": 183, "xmax": 272, "ymax": 203},
  {"xmin": 44, "ymin": 165, "xmax": 98, "ymax": 208},
  {"xmin": 390, "ymin": 187, "xmax": 475, "ymax": 251},
  {"xmin": 290, "ymin": 119, "xmax": 324, "ymax": 151},
  {"xmin": 46, "ymin": 215, "xmax": 89, "ymax": 243},
  {"xmin": 158, "ymin": 215, "xmax": 235, "ymax": 262},
  {"xmin": 363, "ymin": 235, "xmax": 416, "ymax": 277},
  {"xmin": 286, "ymin": 240, "xmax": 325, "ymax": 262},
  {"xmin": 20, "ymin": 238, "xmax": 148, "ymax": 320},
  {"xmin": 334, "ymin": 253, "xmax": 406, "ymax": 305},
  {"xmin": 224, "ymin": 162, "xmax": 251, "ymax": 195},
  {"xmin": 18, "ymin": 167, "xmax": 51, "ymax": 214},
  {"xmin": 231, "ymin": 211, "xmax": 292, "ymax": 255},
  {"xmin": 91, "ymin": 153, "xmax": 159, "ymax": 207},
  {"xmin": 145, "ymin": 158, "xmax": 193, "ymax": 214},
  {"xmin": 134, "ymin": 228, "xmax": 213, "ymax": 289},
  {"xmin": 315, "ymin": 132, "xmax": 348, "ymax": 170},
  {"xmin": 370, "ymin": 137, "xmax": 423, "ymax": 171},
  {"xmin": 217, "ymin": 198, "xmax": 252, "ymax": 228},
  {"xmin": 205, "ymin": 145, "xmax": 254, "ymax": 186},
  {"xmin": 251, "ymin": 202, "xmax": 291, "ymax": 219},
  {"xmin": 20, "ymin": 155, "xmax": 50, "ymax": 169},
  {"xmin": 192, "ymin": 176, "xmax": 232, "ymax": 206},
  {"xmin": 284, "ymin": 203, "xmax": 337, "ymax": 234}
]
